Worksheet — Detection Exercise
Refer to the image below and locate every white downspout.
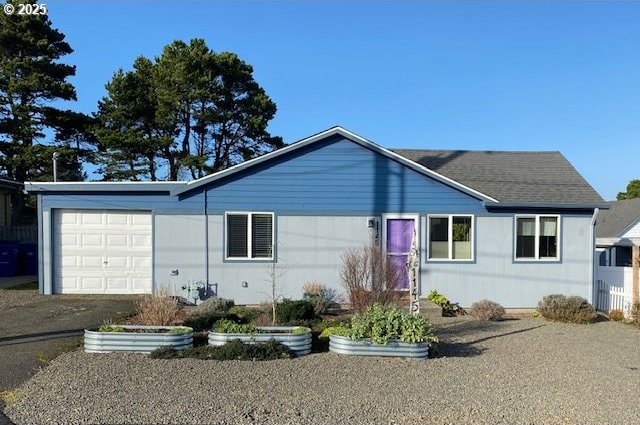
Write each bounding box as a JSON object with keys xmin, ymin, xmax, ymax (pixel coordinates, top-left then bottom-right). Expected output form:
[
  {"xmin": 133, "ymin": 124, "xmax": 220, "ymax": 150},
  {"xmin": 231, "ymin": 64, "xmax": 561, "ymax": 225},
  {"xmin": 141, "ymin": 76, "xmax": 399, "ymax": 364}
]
[{"xmin": 590, "ymin": 208, "xmax": 599, "ymax": 306}]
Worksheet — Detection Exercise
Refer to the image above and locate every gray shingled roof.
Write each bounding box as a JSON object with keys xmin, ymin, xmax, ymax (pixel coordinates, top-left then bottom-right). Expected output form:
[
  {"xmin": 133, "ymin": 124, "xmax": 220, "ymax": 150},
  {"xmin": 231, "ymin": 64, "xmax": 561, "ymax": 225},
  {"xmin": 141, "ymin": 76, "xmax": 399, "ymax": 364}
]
[
  {"xmin": 392, "ymin": 149, "xmax": 604, "ymax": 204},
  {"xmin": 596, "ymin": 199, "xmax": 640, "ymax": 238}
]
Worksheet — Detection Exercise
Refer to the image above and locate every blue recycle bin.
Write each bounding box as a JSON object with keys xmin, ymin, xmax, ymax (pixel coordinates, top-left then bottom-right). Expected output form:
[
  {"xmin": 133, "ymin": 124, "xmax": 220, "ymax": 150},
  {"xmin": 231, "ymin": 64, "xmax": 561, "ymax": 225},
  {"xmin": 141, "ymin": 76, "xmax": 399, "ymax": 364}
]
[
  {"xmin": 19, "ymin": 242, "xmax": 38, "ymax": 275},
  {"xmin": 0, "ymin": 242, "xmax": 20, "ymax": 277}
]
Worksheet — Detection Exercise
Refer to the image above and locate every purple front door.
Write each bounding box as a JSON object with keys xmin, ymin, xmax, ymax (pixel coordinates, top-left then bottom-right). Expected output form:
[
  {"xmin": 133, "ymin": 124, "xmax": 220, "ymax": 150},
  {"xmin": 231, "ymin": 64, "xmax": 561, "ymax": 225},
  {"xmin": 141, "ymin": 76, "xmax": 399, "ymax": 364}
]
[{"xmin": 386, "ymin": 218, "xmax": 416, "ymax": 290}]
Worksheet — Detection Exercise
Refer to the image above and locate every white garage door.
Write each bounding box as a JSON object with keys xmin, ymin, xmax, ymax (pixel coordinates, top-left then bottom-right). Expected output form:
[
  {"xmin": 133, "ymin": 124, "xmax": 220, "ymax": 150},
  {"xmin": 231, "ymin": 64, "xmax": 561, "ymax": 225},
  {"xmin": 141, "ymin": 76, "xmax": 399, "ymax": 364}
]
[{"xmin": 54, "ymin": 210, "xmax": 152, "ymax": 294}]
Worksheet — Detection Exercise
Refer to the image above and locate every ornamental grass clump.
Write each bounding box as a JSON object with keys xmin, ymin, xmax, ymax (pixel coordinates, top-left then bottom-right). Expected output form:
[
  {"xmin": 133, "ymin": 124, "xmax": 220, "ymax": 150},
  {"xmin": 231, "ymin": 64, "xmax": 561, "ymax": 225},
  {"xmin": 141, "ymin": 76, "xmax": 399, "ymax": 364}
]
[
  {"xmin": 325, "ymin": 304, "xmax": 438, "ymax": 345},
  {"xmin": 134, "ymin": 289, "xmax": 181, "ymax": 325},
  {"xmin": 469, "ymin": 299, "xmax": 506, "ymax": 321},
  {"xmin": 537, "ymin": 294, "xmax": 598, "ymax": 324}
]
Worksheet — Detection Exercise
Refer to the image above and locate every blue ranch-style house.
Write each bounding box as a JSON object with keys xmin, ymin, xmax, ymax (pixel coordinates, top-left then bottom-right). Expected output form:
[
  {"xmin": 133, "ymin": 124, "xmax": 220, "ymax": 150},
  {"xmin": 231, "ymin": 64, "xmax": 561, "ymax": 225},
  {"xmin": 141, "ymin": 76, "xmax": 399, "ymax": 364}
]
[{"xmin": 26, "ymin": 127, "xmax": 606, "ymax": 308}]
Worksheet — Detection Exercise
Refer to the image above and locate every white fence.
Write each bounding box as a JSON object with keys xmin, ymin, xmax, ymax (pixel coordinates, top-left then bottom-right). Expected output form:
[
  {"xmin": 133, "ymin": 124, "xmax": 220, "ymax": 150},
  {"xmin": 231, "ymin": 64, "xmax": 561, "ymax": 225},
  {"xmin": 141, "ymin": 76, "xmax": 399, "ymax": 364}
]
[
  {"xmin": 596, "ymin": 266, "xmax": 633, "ymax": 315},
  {"xmin": 0, "ymin": 225, "xmax": 37, "ymax": 242}
]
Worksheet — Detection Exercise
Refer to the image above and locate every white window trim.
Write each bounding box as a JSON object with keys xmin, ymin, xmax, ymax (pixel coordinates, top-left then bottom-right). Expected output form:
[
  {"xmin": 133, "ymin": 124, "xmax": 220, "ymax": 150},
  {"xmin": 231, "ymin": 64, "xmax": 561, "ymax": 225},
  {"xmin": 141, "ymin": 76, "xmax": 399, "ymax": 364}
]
[
  {"xmin": 514, "ymin": 214, "xmax": 561, "ymax": 262},
  {"xmin": 224, "ymin": 211, "xmax": 275, "ymax": 261},
  {"xmin": 426, "ymin": 214, "xmax": 475, "ymax": 262}
]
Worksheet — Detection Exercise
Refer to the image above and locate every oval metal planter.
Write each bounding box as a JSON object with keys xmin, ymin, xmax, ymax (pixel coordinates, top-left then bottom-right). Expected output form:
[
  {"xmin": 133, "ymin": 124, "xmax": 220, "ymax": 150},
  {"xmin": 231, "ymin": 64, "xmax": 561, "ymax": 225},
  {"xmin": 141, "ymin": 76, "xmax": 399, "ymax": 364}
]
[
  {"xmin": 209, "ymin": 326, "xmax": 312, "ymax": 356},
  {"xmin": 329, "ymin": 335, "xmax": 429, "ymax": 359},
  {"xmin": 85, "ymin": 325, "xmax": 193, "ymax": 354}
]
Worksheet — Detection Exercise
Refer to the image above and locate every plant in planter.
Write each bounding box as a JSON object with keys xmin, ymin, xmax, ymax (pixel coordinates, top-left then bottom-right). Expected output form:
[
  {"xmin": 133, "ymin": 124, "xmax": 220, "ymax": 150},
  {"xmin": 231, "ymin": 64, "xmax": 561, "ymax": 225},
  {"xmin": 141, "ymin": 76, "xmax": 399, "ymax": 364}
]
[
  {"xmin": 85, "ymin": 290, "xmax": 193, "ymax": 353},
  {"xmin": 326, "ymin": 304, "xmax": 438, "ymax": 359},
  {"xmin": 426, "ymin": 290, "xmax": 465, "ymax": 317},
  {"xmin": 208, "ymin": 319, "xmax": 312, "ymax": 356}
]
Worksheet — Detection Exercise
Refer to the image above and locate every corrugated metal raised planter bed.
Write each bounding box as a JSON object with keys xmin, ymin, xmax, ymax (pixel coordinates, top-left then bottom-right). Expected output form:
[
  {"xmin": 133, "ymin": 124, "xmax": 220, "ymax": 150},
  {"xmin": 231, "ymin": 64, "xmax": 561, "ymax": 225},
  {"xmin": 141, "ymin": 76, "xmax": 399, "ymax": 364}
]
[
  {"xmin": 85, "ymin": 325, "xmax": 193, "ymax": 354},
  {"xmin": 329, "ymin": 335, "xmax": 429, "ymax": 359},
  {"xmin": 209, "ymin": 326, "xmax": 312, "ymax": 356}
]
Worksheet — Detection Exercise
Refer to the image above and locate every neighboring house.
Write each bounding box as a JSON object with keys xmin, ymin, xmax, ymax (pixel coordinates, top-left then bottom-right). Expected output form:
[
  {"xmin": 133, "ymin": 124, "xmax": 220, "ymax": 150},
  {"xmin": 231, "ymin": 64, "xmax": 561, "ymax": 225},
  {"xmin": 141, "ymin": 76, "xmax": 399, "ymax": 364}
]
[
  {"xmin": 0, "ymin": 176, "xmax": 22, "ymax": 226},
  {"xmin": 25, "ymin": 127, "xmax": 606, "ymax": 307},
  {"xmin": 595, "ymin": 198, "xmax": 640, "ymax": 266},
  {"xmin": 594, "ymin": 199, "xmax": 640, "ymax": 313},
  {"xmin": 0, "ymin": 176, "xmax": 37, "ymax": 243}
]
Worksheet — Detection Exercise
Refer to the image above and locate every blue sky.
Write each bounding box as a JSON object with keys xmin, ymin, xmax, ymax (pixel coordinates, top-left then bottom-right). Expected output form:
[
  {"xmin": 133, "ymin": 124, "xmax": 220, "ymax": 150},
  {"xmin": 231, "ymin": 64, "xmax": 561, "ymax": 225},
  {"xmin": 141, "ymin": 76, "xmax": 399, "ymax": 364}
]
[{"xmin": 47, "ymin": 1, "xmax": 640, "ymax": 200}]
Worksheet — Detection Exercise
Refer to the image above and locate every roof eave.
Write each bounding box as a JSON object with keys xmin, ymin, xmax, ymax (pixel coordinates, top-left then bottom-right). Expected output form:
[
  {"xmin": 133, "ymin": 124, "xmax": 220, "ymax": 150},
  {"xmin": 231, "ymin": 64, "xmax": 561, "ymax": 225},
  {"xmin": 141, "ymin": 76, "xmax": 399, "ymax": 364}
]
[{"xmin": 484, "ymin": 201, "xmax": 609, "ymax": 210}]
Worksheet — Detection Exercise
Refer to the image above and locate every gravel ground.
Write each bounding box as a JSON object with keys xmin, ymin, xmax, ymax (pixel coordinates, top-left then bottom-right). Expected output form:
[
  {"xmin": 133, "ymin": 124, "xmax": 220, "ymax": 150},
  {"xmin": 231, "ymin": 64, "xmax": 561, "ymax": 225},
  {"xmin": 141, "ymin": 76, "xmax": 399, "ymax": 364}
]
[{"xmin": 6, "ymin": 315, "xmax": 640, "ymax": 425}]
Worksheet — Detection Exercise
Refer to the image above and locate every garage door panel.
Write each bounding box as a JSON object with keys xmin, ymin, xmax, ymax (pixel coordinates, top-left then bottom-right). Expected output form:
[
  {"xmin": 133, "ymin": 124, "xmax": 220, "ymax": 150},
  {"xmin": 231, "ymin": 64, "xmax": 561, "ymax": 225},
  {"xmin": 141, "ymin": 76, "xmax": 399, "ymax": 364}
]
[
  {"xmin": 131, "ymin": 234, "xmax": 151, "ymax": 248},
  {"xmin": 80, "ymin": 212, "xmax": 104, "ymax": 226},
  {"xmin": 55, "ymin": 210, "xmax": 152, "ymax": 294},
  {"xmin": 81, "ymin": 234, "xmax": 104, "ymax": 248}
]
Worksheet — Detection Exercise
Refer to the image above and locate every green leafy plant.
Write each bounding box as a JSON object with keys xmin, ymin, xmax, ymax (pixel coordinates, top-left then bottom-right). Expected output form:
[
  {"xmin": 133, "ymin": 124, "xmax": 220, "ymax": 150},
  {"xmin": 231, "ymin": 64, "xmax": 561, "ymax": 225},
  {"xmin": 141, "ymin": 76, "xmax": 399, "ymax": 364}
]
[
  {"xmin": 537, "ymin": 294, "xmax": 598, "ymax": 324},
  {"xmin": 318, "ymin": 326, "xmax": 351, "ymax": 339},
  {"xmin": 469, "ymin": 300, "xmax": 505, "ymax": 321},
  {"xmin": 183, "ymin": 313, "xmax": 242, "ymax": 332},
  {"xmin": 338, "ymin": 304, "xmax": 438, "ymax": 345},
  {"xmin": 531, "ymin": 311, "xmax": 541, "ymax": 318},
  {"xmin": 98, "ymin": 324, "xmax": 125, "ymax": 332},
  {"xmin": 168, "ymin": 326, "xmax": 193, "ymax": 334},
  {"xmin": 214, "ymin": 319, "xmax": 257, "ymax": 334},
  {"xmin": 426, "ymin": 290, "xmax": 464, "ymax": 317},
  {"xmin": 292, "ymin": 326, "xmax": 310, "ymax": 334}
]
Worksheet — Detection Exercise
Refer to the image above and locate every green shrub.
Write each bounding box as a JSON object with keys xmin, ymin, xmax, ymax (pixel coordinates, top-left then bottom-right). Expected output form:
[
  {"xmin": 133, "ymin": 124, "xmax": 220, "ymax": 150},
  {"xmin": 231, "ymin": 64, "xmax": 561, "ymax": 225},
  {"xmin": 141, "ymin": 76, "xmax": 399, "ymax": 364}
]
[
  {"xmin": 228, "ymin": 306, "xmax": 265, "ymax": 323},
  {"xmin": 609, "ymin": 309, "xmax": 625, "ymax": 322},
  {"xmin": 537, "ymin": 294, "xmax": 598, "ymax": 324},
  {"xmin": 303, "ymin": 282, "xmax": 338, "ymax": 315},
  {"xmin": 243, "ymin": 339, "xmax": 293, "ymax": 360},
  {"xmin": 342, "ymin": 304, "xmax": 438, "ymax": 345},
  {"xmin": 292, "ymin": 326, "xmax": 310, "ymax": 334},
  {"xmin": 149, "ymin": 346, "xmax": 180, "ymax": 359},
  {"xmin": 183, "ymin": 313, "xmax": 242, "ymax": 332},
  {"xmin": 469, "ymin": 300, "xmax": 505, "ymax": 321},
  {"xmin": 149, "ymin": 340, "xmax": 294, "ymax": 361},
  {"xmin": 276, "ymin": 299, "xmax": 316, "ymax": 324},
  {"xmin": 191, "ymin": 298, "xmax": 235, "ymax": 316}
]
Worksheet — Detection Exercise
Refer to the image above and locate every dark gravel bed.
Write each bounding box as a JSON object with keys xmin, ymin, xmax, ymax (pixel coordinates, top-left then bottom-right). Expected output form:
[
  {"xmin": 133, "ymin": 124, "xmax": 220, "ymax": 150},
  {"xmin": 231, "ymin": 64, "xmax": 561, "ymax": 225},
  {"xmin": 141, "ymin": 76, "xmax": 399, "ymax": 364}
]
[{"xmin": 6, "ymin": 316, "xmax": 640, "ymax": 425}]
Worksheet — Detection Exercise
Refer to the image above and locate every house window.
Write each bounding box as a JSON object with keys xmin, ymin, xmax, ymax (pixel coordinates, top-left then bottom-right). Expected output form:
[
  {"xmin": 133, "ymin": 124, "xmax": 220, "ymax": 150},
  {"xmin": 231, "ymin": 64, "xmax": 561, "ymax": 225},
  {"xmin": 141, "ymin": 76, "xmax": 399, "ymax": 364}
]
[
  {"xmin": 515, "ymin": 215, "xmax": 559, "ymax": 260},
  {"xmin": 428, "ymin": 215, "xmax": 473, "ymax": 260},
  {"xmin": 615, "ymin": 246, "xmax": 632, "ymax": 267},
  {"xmin": 226, "ymin": 212, "xmax": 274, "ymax": 259}
]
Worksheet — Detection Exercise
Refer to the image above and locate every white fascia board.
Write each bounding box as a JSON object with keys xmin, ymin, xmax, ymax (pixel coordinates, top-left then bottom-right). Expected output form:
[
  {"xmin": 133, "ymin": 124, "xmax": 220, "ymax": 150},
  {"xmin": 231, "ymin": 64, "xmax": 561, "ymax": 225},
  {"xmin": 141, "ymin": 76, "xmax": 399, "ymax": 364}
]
[
  {"xmin": 172, "ymin": 126, "xmax": 498, "ymax": 202},
  {"xmin": 25, "ymin": 181, "xmax": 187, "ymax": 193}
]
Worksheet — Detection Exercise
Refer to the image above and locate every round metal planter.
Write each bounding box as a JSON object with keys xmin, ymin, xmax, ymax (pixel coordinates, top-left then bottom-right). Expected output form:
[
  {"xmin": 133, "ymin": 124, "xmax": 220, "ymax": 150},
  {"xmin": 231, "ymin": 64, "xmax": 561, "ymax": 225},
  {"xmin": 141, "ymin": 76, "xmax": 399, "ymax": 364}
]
[
  {"xmin": 329, "ymin": 335, "xmax": 429, "ymax": 359},
  {"xmin": 84, "ymin": 325, "xmax": 193, "ymax": 354},
  {"xmin": 208, "ymin": 326, "xmax": 312, "ymax": 356}
]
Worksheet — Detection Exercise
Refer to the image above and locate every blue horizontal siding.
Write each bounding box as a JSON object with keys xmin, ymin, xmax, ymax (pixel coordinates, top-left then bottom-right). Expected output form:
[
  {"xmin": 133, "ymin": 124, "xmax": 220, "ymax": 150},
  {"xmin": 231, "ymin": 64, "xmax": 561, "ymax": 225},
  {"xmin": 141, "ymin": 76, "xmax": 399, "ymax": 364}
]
[
  {"xmin": 205, "ymin": 135, "xmax": 485, "ymax": 214},
  {"xmin": 41, "ymin": 191, "xmax": 204, "ymax": 213}
]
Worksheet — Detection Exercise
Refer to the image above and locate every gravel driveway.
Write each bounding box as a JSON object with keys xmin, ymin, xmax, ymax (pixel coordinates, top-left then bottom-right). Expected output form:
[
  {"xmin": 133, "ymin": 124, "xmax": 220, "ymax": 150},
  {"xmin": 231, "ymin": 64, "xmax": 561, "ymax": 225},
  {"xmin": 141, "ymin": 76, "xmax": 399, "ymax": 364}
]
[{"xmin": 6, "ymin": 315, "xmax": 640, "ymax": 425}]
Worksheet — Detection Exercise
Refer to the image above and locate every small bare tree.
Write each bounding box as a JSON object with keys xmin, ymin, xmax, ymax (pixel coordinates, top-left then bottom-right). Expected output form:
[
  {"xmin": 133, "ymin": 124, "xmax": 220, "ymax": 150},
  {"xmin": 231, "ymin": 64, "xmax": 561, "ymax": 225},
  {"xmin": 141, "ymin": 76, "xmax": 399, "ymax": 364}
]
[{"xmin": 340, "ymin": 244, "xmax": 402, "ymax": 312}]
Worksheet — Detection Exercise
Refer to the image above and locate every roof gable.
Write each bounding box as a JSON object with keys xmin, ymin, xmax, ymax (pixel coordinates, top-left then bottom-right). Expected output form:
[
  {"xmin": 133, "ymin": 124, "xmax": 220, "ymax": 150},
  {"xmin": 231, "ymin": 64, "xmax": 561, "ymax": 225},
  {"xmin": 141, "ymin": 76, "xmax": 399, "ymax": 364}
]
[{"xmin": 174, "ymin": 127, "xmax": 497, "ymax": 202}]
